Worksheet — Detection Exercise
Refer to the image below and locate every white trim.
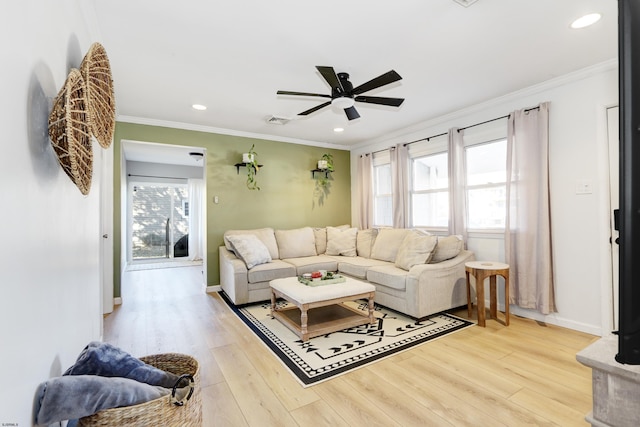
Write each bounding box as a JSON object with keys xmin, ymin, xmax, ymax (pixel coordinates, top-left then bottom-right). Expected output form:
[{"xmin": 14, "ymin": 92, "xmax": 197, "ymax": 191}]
[
  {"xmin": 117, "ymin": 115, "xmax": 351, "ymax": 151},
  {"xmin": 114, "ymin": 297, "xmax": 123, "ymax": 306},
  {"xmin": 508, "ymin": 305, "xmax": 601, "ymax": 336},
  {"xmin": 206, "ymin": 285, "xmax": 221, "ymax": 293}
]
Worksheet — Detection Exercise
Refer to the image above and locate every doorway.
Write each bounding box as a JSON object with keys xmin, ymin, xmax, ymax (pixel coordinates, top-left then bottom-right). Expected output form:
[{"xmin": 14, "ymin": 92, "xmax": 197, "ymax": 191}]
[
  {"xmin": 121, "ymin": 140, "xmax": 207, "ymax": 285},
  {"xmin": 129, "ymin": 182, "xmax": 189, "ymax": 261}
]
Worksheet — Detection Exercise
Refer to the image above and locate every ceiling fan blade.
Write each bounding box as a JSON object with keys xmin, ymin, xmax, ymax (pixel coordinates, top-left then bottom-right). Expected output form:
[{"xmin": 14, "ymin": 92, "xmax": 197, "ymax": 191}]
[
  {"xmin": 344, "ymin": 106, "xmax": 360, "ymax": 121},
  {"xmin": 298, "ymin": 101, "xmax": 332, "ymax": 116},
  {"xmin": 316, "ymin": 66, "xmax": 344, "ymax": 94},
  {"xmin": 352, "ymin": 70, "xmax": 402, "ymax": 95},
  {"xmin": 277, "ymin": 90, "xmax": 331, "ymax": 99},
  {"xmin": 354, "ymin": 95, "xmax": 404, "ymax": 107}
]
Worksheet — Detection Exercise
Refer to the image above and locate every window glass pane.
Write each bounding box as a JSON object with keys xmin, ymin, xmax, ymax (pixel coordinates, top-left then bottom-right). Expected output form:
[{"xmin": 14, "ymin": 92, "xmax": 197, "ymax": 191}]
[
  {"xmin": 375, "ymin": 164, "xmax": 391, "ymax": 194},
  {"xmin": 467, "ymin": 187, "xmax": 506, "ymax": 228},
  {"xmin": 411, "ymin": 192, "xmax": 449, "ymax": 227},
  {"xmin": 465, "ymin": 139, "xmax": 507, "ymax": 229},
  {"xmin": 373, "ymin": 164, "xmax": 392, "ymax": 226},
  {"xmin": 466, "ymin": 140, "xmax": 506, "ymax": 185},
  {"xmin": 413, "ymin": 153, "xmax": 448, "ymax": 191},
  {"xmin": 374, "ymin": 195, "xmax": 392, "ymax": 226}
]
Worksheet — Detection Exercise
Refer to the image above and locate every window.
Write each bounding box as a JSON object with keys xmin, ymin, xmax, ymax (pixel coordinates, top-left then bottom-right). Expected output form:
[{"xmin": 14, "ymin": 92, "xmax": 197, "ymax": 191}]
[
  {"xmin": 373, "ymin": 153, "xmax": 392, "ymax": 226},
  {"xmin": 465, "ymin": 139, "xmax": 507, "ymax": 229},
  {"xmin": 410, "ymin": 151, "xmax": 449, "ymax": 228}
]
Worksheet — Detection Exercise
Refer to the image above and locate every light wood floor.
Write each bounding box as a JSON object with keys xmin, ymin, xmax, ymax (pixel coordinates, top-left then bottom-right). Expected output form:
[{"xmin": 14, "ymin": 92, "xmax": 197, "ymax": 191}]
[{"xmin": 104, "ymin": 266, "xmax": 598, "ymax": 427}]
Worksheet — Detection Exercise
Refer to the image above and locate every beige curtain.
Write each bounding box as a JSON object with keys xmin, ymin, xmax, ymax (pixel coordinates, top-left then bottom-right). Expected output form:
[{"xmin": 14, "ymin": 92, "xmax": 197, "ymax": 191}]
[
  {"xmin": 357, "ymin": 154, "xmax": 373, "ymax": 229},
  {"xmin": 448, "ymin": 128, "xmax": 467, "ymax": 242},
  {"xmin": 505, "ymin": 102, "xmax": 556, "ymax": 314},
  {"xmin": 391, "ymin": 144, "xmax": 409, "ymax": 228}
]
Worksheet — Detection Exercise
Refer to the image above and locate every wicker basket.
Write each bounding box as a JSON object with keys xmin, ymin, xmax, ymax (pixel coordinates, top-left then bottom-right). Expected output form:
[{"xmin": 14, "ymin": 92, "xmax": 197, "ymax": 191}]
[
  {"xmin": 78, "ymin": 353, "xmax": 202, "ymax": 427},
  {"xmin": 48, "ymin": 68, "xmax": 93, "ymax": 195},
  {"xmin": 80, "ymin": 42, "xmax": 116, "ymax": 149}
]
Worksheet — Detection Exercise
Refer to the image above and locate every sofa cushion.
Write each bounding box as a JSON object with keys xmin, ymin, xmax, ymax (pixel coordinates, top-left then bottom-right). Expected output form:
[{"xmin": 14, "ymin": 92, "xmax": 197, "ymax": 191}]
[
  {"xmin": 313, "ymin": 227, "xmax": 327, "ymax": 255},
  {"xmin": 370, "ymin": 228, "xmax": 412, "ymax": 262},
  {"xmin": 224, "ymin": 228, "xmax": 279, "ymax": 259},
  {"xmin": 275, "ymin": 227, "xmax": 317, "ymax": 258},
  {"xmin": 430, "ymin": 235, "xmax": 464, "ymax": 263},
  {"xmin": 356, "ymin": 229, "xmax": 378, "ymax": 258},
  {"xmin": 225, "ymin": 234, "xmax": 272, "ymax": 269},
  {"xmin": 247, "ymin": 260, "xmax": 296, "ymax": 284},
  {"xmin": 366, "ymin": 264, "xmax": 408, "ymax": 291},
  {"xmin": 395, "ymin": 232, "xmax": 438, "ymax": 271},
  {"xmin": 333, "ymin": 256, "xmax": 391, "ymax": 279},
  {"xmin": 326, "ymin": 227, "xmax": 358, "ymax": 257},
  {"xmin": 282, "ymin": 255, "xmax": 338, "ymax": 275}
]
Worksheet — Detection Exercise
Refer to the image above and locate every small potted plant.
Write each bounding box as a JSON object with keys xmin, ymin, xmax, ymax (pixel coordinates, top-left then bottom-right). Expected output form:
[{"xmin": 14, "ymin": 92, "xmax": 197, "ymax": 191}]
[
  {"xmin": 317, "ymin": 153, "xmax": 334, "ymax": 171},
  {"xmin": 244, "ymin": 144, "xmax": 260, "ymax": 190}
]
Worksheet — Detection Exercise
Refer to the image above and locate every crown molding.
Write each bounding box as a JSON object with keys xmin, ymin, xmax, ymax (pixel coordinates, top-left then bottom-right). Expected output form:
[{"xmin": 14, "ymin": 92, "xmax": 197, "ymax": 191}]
[
  {"xmin": 116, "ymin": 115, "xmax": 352, "ymax": 151},
  {"xmin": 355, "ymin": 59, "xmax": 618, "ymax": 152}
]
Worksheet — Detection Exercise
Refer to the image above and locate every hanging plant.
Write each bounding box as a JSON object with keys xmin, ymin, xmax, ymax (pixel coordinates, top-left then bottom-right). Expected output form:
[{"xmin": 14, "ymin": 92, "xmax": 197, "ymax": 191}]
[
  {"xmin": 317, "ymin": 153, "xmax": 334, "ymax": 172},
  {"xmin": 244, "ymin": 144, "xmax": 260, "ymax": 190}
]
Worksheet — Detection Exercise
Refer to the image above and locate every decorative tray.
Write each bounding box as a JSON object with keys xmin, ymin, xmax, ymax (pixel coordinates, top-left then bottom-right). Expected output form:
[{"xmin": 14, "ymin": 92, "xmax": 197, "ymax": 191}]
[{"xmin": 298, "ymin": 274, "xmax": 346, "ymax": 287}]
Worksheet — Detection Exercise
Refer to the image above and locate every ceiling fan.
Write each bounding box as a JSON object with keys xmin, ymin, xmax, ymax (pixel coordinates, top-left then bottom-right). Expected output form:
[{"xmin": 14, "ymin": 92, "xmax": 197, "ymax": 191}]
[{"xmin": 277, "ymin": 66, "xmax": 404, "ymax": 121}]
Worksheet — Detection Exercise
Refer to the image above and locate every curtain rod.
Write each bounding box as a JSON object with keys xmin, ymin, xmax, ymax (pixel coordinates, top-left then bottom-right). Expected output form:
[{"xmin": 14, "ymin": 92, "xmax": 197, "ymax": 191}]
[
  {"xmin": 364, "ymin": 105, "xmax": 541, "ymax": 156},
  {"xmin": 128, "ymin": 173, "xmax": 188, "ymax": 180},
  {"xmin": 401, "ymin": 105, "xmax": 541, "ymax": 146}
]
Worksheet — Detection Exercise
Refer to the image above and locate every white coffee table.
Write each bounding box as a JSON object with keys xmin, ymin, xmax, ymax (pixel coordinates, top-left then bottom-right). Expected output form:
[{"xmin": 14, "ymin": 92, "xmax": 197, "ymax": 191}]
[{"xmin": 269, "ymin": 276, "xmax": 376, "ymax": 341}]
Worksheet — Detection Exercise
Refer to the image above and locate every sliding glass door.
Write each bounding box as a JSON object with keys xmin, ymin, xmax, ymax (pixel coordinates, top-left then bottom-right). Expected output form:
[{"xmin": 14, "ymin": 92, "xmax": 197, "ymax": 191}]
[{"xmin": 129, "ymin": 183, "xmax": 189, "ymax": 261}]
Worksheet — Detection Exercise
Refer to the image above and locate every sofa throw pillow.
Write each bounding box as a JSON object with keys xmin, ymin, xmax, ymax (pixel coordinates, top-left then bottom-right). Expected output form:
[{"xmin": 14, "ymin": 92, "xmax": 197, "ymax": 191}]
[
  {"xmin": 325, "ymin": 226, "xmax": 358, "ymax": 257},
  {"xmin": 395, "ymin": 233, "xmax": 438, "ymax": 271},
  {"xmin": 225, "ymin": 234, "xmax": 272, "ymax": 269},
  {"xmin": 313, "ymin": 227, "xmax": 327, "ymax": 254},
  {"xmin": 356, "ymin": 228, "xmax": 378, "ymax": 258},
  {"xmin": 430, "ymin": 235, "xmax": 464, "ymax": 263},
  {"xmin": 275, "ymin": 227, "xmax": 317, "ymax": 259},
  {"xmin": 224, "ymin": 228, "xmax": 279, "ymax": 259},
  {"xmin": 370, "ymin": 228, "xmax": 412, "ymax": 262}
]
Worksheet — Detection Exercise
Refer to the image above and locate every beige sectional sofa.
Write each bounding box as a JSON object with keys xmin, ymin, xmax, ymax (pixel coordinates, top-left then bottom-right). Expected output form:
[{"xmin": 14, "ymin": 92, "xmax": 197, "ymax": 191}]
[{"xmin": 219, "ymin": 226, "xmax": 475, "ymax": 319}]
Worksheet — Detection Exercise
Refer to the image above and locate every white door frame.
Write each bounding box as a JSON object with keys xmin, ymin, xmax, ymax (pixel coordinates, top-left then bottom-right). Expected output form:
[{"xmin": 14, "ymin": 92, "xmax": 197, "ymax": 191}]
[
  {"xmin": 605, "ymin": 105, "xmax": 620, "ymax": 333},
  {"xmin": 101, "ymin": 142, "xmax": 114, "ymax": 316},
  {"xmin": 120, "ymin": 140, "xmax": 208, "ymax": 290}
]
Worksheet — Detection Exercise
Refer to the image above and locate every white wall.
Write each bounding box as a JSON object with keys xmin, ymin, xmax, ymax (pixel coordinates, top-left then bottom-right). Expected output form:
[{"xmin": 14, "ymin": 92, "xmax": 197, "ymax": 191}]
[
  {"xmin": 0, "ymin": 1, "xmax": 103, "ymax": 425},
  {"xmin": 351, "ymin": 61, "xmax": 618, "ymax": 336}
]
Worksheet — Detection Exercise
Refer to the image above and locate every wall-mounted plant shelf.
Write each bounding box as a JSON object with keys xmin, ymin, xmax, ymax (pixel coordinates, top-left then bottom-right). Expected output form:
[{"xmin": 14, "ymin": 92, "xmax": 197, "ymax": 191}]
[
  {"xmin": 311, "ymin": 168, "xmax": 333, "ymax": 178},
  {"xmin": 235, "ymin": 163, "xmax": 263, "ymax": 174}
]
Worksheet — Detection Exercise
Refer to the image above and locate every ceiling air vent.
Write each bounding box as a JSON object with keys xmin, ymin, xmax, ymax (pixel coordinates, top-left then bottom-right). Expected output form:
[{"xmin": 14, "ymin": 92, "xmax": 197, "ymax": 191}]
[
  {"xmin": 266, "ymin": 115, "xmax": 290, "ymax": 125},
  {"xmin": 453, "ymin": 0, "xmax": 479, "ymax": 7}
]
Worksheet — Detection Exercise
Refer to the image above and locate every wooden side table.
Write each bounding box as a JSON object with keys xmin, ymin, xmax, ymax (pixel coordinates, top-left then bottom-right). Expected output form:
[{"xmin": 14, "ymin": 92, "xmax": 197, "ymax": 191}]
[{"xmin": 465, "ymin": 261, "xmax": 510, "ymax": 327}]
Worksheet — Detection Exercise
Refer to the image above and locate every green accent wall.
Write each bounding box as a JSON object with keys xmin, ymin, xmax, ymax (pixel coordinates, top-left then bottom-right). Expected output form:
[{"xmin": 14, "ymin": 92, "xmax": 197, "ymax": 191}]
[{"xmin": 113, "ymin": 122, "xmax": 351, "ymax": 297}]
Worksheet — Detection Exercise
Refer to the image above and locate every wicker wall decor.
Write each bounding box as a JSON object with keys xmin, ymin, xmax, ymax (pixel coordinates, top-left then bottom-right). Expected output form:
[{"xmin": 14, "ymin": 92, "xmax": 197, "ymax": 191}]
[
  {"xmin": 80, "ymin": 42, "xmax": 116, "ymax": 149},
  {"xmin": 48, "ymin": 68, "xmax": 93, "ymax": 195}
]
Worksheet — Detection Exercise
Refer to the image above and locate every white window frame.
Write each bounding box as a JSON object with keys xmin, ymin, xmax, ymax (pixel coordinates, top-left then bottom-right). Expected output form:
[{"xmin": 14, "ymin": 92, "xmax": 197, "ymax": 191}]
[
  {"xmin": 462, "ymin": 119, "xmax": 508, "ymax": 233},
  {"xmin": 408, "ymin": 136, "xmax": 449, "ymax": 232},
  {"xmin": 372, "ymin": 151, "xmax": 392, "ymax": 227}
]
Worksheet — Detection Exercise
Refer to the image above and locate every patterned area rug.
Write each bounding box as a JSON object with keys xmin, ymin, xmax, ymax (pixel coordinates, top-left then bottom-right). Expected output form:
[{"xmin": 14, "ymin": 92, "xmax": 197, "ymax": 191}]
[{"xmin": 221, "ymin": 292, "xmax": 473, "ymax": 387}]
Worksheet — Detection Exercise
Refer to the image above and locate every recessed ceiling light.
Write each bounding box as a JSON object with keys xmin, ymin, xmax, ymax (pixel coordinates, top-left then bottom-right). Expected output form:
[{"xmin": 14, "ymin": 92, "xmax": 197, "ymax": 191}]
[
  {"xmin": 334, "ymin": 127, "xmax": 344, "ymax": 133},
  {"xmin": 192, "ymin": 104, "xmax": 207, "ymax": 111},
  {"xmin": 571, "ymin": 13, "xmax": 601, "ymax": 29}
]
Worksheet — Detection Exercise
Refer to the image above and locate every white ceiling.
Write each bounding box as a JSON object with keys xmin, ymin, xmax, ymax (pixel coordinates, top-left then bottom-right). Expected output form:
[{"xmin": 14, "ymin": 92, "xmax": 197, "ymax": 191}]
[{"xmin": 91, "ymin": 0, "xmax": 617, "ymax": 155}]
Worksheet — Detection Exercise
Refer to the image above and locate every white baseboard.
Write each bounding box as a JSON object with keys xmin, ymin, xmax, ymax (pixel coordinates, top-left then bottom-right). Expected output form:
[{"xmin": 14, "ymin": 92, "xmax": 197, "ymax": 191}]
[
  {"xmin": 206, "ymin": 285, "xmax": 221, "ymax": 293},
  {"xmin": 114, "ymin": 297, "xmax": 122, "ymax": 306},
  {"xmin": 495, "ymin": 302, "xmax": 602, "ymax": 336}
]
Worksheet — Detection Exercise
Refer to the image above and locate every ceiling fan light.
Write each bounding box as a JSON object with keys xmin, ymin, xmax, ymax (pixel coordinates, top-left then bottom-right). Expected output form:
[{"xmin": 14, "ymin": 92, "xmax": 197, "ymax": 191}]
[{"xmin": 331, "ymin": 97, "xmax": 355, "ymax": 110}]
